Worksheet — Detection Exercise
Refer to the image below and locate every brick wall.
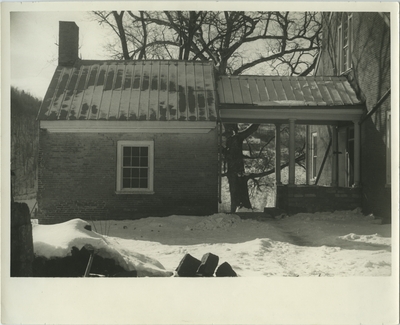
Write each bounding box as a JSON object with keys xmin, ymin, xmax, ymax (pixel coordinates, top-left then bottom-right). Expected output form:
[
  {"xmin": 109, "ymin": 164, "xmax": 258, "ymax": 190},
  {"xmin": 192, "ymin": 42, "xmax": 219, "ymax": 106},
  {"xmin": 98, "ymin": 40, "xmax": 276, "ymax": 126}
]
[
  {"xmin": 316, "ymin": 12, "xmax": 391, "ymax": 221},
  {"xmin": 276, "ymin": 184, "xmax": 361, "ymax": 214},
  {"xmin": 59, "ymin": 21, "xmax": 79, "ymax": 67},
  {"xmin": 38, "ymin": 129, "xmax": 218, "ymax": 223}
]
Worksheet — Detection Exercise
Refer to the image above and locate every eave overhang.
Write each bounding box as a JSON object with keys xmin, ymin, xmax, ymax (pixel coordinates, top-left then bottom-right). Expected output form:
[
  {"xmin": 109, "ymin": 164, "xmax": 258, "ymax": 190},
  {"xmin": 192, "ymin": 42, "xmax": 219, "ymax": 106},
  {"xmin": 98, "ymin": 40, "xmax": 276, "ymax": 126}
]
[
  {"xmin": 218, "ymin": 104, "xmax": 365, "ymax": 125},
  {"xmin": 39, "ymin": 120, "xmax": 216, "ymax": 133}
]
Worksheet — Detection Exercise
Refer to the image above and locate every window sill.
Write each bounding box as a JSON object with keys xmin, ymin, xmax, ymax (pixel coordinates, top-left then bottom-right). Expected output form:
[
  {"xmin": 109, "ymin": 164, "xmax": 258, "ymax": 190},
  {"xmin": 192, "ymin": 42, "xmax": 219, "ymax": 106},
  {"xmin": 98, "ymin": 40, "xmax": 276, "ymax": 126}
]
[{"xmin": 115, "ymin": 190, "xmax": 155, "ymax": 195}]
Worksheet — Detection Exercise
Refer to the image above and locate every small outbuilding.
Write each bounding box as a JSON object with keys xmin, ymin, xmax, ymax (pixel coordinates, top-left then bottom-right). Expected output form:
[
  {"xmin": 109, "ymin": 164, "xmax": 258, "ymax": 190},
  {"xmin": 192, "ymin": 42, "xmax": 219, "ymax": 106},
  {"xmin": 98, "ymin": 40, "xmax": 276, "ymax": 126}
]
[{"xmin": 37, "ymin": 22, "xmax": 219, "ymax": 223}]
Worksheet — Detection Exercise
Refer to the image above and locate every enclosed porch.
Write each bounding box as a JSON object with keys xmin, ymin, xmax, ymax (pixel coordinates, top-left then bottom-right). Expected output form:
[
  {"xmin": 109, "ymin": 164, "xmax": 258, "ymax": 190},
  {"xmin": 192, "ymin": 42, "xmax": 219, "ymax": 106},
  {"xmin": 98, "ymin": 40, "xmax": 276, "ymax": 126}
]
[{"xmin": 217, "ymin": 75, "xmax": 365, "ymax": 213}]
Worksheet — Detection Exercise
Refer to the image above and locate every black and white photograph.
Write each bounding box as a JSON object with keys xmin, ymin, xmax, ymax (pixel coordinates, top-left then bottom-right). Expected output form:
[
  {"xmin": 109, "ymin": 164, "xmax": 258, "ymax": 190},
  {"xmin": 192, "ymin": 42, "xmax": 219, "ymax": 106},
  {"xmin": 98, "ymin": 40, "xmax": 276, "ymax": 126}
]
[{"xmin": 2, "ymin": 1, "xmax": 399, "ymax": 324}]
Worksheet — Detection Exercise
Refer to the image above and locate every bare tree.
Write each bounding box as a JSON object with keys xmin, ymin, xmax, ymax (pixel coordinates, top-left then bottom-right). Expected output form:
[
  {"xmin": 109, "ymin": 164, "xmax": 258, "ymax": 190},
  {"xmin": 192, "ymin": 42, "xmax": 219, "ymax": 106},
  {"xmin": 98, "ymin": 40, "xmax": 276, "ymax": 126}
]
[{"xmin": 92, "ymin": 11, "xmax": 322, "ymax": 212}]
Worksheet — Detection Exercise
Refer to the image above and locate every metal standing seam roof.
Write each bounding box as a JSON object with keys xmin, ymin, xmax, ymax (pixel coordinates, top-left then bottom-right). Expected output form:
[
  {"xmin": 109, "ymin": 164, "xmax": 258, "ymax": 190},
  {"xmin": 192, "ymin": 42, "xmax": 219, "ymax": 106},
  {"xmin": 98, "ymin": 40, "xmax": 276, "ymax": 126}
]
[
  {"xmin": 38, "ymin": 60, "xmax": 217, "ymax": 121},
  {"xmin": 217, "ymin": 75, "xmax": 362, "ymax": 107}
]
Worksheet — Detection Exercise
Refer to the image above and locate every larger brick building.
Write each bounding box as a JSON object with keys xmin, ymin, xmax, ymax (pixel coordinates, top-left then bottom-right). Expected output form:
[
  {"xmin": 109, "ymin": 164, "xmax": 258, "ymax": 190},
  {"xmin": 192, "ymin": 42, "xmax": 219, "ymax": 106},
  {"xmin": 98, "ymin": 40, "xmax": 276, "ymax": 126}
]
[{"xmin": 309, "ymin": 12, "xmax": 392, "ymax": 222}]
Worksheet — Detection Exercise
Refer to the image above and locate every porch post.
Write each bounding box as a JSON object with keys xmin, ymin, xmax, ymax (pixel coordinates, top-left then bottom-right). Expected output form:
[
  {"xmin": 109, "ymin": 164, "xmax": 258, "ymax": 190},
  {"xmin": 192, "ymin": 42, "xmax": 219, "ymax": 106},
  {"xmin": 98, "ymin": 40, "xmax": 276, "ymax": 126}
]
[
  {"xmin": 331, "ymin": 126, "xmax": 338, "ymax": 187},
  {"xmin": 353, "ymin": 120, "xmax": 361, "ymax": 187},
  {"xmin": 289, "ymin": 118, "xmax": 296, "ymax": 185},
  {"xmin": 275, "ymin": 123, "xmax": 282, "ymax": 184}
]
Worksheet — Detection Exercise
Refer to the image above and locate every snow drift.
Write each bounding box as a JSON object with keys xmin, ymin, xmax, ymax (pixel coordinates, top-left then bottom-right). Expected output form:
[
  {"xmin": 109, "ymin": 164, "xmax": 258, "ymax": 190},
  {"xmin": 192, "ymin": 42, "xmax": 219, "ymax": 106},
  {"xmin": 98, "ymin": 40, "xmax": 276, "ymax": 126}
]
[
  {"xmin": 32, "ymin": 219, "xmax": 173, "ymax": 277},
  {"xmin": 32, "ymin": 210, "xmax": 392, "ymax": 277}
]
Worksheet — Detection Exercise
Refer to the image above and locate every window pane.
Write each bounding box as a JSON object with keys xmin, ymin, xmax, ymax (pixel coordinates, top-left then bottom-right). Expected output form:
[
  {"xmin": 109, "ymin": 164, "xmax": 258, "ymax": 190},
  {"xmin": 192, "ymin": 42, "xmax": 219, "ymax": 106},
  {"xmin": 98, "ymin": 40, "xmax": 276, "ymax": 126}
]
[
  {"xmin": 141, "ymin": 147, "xmax": 148, "ymax": 156},
  {"xmin": 123, "ymin": 168, "xmax": 131, "ymax": 178},
  {"xmin": 123, "ymin": 147, "xmax": 131, "ymax": 157},
  {"xmin": 131, "ymin": 179, "xmax": 140, "ymax": 188},
  {"xmin": 140, "ymin": 168, "xmax": 148, "ymax": 178},
  {"xmin": 140, "ymin": 157, "xmax": 148, "ymax": 166},
  {"xmin": 132, "ymin": 157, "xmax": 140, "ymax": 166},
  {"xmin": 132, "ymin": 147, "xmax": 140, "ymax": 156},
  {"xmin": 132, "ymin": 168, "xmax": 140, "ymax": 177},
  {"xmin": 123, "ymin": 178, "xmax": 131, "ymax": 188},
  {"xmin": 123, "ymin": 157, "xmax": 131, "ymax": 166},
  {"xmin": 139, "ymin": 178, "xmax": 148, "ymax": 188}
]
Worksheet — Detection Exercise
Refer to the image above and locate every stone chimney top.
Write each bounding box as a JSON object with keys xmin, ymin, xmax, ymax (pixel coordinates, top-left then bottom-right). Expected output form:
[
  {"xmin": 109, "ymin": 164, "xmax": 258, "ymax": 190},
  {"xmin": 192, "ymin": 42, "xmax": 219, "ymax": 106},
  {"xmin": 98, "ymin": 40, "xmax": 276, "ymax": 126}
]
[{"xmin": 58, "ymin": 21, "xmax": 79, "ymax": 66}]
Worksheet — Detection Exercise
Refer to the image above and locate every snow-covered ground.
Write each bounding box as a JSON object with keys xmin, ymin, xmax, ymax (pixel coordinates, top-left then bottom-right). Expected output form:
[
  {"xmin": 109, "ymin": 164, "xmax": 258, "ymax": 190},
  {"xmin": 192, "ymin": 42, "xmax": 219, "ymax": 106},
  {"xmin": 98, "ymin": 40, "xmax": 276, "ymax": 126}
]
[{"xmin": 32, "ymin": 209, "xmax": 392, "ymax": 277}]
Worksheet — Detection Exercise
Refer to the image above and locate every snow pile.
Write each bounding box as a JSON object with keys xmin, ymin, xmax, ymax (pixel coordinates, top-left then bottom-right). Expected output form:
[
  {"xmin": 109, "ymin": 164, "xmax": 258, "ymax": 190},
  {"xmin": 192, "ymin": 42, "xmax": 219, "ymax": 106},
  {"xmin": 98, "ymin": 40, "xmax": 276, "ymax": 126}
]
[
  {"xmin": 32, "ymin": 219, "xmax": 173, "ymax": 277},
  {"xmin": 33, "ymin": 209, "xmax": 392, "ymax": 277},
  {"xmin": 114, "ymin": 237, "xmax": 391, "ymax": 277},
  {"xmin": 192, "ymin": 213, "xmax": 242, "ymax": 231},
  {"xmin": 339, "ymin": 233, "xmax": 391, "ymax": 246}
]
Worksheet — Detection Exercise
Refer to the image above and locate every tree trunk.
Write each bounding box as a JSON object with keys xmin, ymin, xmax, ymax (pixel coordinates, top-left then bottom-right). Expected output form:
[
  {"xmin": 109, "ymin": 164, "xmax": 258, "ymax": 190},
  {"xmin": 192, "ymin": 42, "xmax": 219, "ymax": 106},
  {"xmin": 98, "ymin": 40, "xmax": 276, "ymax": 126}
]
[{"xmin": 224, "ymin": 124, "xmax": 258, "ymax": 212}]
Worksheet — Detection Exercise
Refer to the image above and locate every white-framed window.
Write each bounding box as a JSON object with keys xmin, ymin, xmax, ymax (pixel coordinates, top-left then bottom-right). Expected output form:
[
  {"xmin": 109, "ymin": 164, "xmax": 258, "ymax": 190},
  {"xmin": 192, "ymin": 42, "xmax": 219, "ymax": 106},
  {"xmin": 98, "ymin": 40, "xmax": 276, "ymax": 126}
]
[
  {"xmin": 116, "ymin": 140, "xmax": 154, "ymax": 194},
  {"xmin": 311, "ymin": 132, "xmax": 318, "ymax": 180},
  {"xmin": 386, "ymin": 111, "xmax": 391, "ymax": 186},
  {"xmin": 337, "ymin": 13, "xmax": 353, "ymax": 74}
]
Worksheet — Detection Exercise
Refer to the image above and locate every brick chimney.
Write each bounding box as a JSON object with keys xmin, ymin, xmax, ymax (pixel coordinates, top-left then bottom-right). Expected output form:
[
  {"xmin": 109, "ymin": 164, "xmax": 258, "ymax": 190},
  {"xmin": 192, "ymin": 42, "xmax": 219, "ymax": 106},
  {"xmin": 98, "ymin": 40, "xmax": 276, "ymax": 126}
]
[{"xmin": 58, "ymin": 21, "xmax": 79, "ymax": 66}]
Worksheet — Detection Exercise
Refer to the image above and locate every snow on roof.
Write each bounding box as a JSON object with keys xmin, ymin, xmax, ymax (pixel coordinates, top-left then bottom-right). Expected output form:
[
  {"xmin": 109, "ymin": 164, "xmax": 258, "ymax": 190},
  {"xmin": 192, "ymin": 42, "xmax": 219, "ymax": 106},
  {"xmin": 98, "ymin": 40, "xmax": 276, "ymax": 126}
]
[
  {"xmin": 33, "ymin": 218, "xmax": 173, "ymax": 277},
  {"xmin": 37, "ymin": 60, "xmax": 217, "ymax": 122}
]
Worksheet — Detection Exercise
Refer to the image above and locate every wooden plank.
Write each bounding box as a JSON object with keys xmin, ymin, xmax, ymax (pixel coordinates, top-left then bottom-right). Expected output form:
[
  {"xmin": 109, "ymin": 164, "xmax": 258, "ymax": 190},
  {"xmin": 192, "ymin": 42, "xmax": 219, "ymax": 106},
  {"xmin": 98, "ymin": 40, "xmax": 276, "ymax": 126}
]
[
  {"xmin": 289, "ymin": 78, "xmax": 305, "ymax": 102},
  {"xmin": 108, "ymin": 64, "xmax": 124, "ymax": 120},
  {"xmin": 203, "ymin": 64, "xmax": 216, "ymax": 121},
  {"xmin": 168, "ymin": 61, "xmax": 178, "ymax": 120},
  {"xmin": 86, "ymin": 65, "xmax": 99, "ymax": 120},
  {"xmin": 332, "ymin": 77, "xmax": 353, "ymax": 105},
  {"xmin": 266, "ymin": 78, "xmax": 280, "ymax": 101},
  {"xmin": 148, "ymin": 61, "xmax": 160, "ymax": 121},
  {"xmin": 316, "ymin": 77, "xmax": 334, "ymax": 106},
  {"xmin": 128, "ymin": 63, "xmax": 142, "ymax": 120},
  {"xmin": 239, "ymin": 78, "xmax": 252, "ymax": 104},
  {"xmin": 68, "ymin": 70, "xmax": 84, "ymax": 120},
  {"xmin": 77, "ymin": 65, "xmax": 93, "ymax": 120},
  {"xmin": 177, "ymin": 61, "xmax": 187, "ymax": 120},
  {"xmin": 307, "ymin": 77, "xmax": 327, "ymax": 106},
  {"xmin": 88, "ymin": 64, "xmax": 105, "ymax": 120},
  {"xmin": 59, "ymin": 67, "xmax": 79, "ymax": 120},
  {"xmin": 247, "ymin": 78, "xmax": 260, "ymax": 103},
  {"xmin": 185, "ymin": 62, "xmax": 197, "ymax": 120},
  {"xmin": 98, "ymin": 63, "xmax": 115, "ymax": 119},
  {"xmin": 119, "ymin": 63, "xmax": 132, "ymax": 120},
  {"xmin": 297, "ymin": 77, "xmax": 315, "ymax": 104},
  {"xmin": 219, "ymin": 77, "xmax": 233, "ymax": 103},
  {"xmin": 194, "ymin": 63, "xmax": 204, "ymax": 91},
  {"xmin": 230, "ymin": 77, "xmax": 243, "ymax": 104},
  {"xmin": 281, "ymin": 77, "xmax": 296, "ymax": 101},
  {"xmin": 272, "ymin": 79, "xmax": 287, "ymax": 101},
  {"xmin": 195, "ymin": 63, "xmax": 206, "ymax": 120},
  {"xmin": 324, "ymin": 77, "xmax": 344, "ymax": 105},
  {"xmin": 158, "ymin": 62, "xmax": 169, "ymax": 120},
  {"xmin": 138, "ymin": 62, "xmax": 151, "ymax": 120},
  {"xmin": 48, "ymin": 68, "xmax": 70, "ymax": 119},
  {"xmin": 256, "ymin": 78, "xmax": 269, "ymax": 102}
]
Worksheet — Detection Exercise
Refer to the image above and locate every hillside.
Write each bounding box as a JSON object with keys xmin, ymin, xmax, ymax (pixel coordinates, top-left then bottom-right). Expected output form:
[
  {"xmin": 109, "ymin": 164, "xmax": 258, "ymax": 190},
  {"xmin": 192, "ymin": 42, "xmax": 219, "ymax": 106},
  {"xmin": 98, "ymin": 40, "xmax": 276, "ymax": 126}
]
[{"xmin": 11, "ymin": 87, "xmax": 41, "ymax": 198}]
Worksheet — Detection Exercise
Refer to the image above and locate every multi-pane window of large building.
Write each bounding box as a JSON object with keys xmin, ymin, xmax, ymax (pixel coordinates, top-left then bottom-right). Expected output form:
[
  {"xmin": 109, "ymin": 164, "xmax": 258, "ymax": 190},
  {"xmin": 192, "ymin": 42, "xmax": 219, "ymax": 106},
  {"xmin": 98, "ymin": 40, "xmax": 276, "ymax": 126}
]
[
  {"xmin": 337, "ymin": 13, "xmax": 353, "ymax": 74},
  {"xmin": 116, "ymin": 140, "xmax": 154, "ymax": 193}
]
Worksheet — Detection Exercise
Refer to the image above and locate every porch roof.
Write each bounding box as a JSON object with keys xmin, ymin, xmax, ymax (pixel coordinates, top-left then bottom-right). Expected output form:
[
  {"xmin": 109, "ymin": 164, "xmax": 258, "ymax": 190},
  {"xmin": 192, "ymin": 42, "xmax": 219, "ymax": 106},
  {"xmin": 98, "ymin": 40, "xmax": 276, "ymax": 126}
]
[{"xmin": 217, "ymin": 75, "xmax": 364, "ymax": 125}]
